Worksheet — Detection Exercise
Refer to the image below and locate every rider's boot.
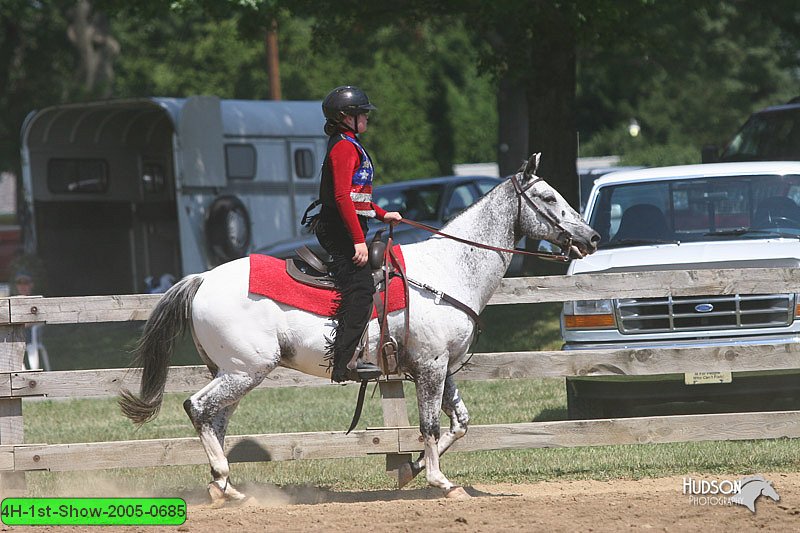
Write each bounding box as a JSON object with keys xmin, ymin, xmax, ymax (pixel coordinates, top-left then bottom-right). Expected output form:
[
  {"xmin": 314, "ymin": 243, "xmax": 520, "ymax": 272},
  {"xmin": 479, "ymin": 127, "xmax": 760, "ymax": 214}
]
[{"xmin": 345, "ymin": 328, "xmax": 382, "ymax": 381}]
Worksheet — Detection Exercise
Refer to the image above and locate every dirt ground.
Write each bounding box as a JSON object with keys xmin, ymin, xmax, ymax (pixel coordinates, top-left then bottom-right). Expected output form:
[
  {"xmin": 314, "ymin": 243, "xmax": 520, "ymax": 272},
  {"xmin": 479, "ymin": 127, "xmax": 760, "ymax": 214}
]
[{"xmin": 8, "ymin": 472, "xmax": 800, "ymax": 532}]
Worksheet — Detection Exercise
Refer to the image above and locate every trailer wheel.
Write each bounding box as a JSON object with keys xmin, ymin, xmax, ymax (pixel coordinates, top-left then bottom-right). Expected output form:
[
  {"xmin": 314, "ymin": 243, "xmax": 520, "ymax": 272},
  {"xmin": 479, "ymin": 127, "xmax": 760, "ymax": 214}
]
[{"xmin": 206, "ymin": 195, "xmax": 251, "ymax": 264}]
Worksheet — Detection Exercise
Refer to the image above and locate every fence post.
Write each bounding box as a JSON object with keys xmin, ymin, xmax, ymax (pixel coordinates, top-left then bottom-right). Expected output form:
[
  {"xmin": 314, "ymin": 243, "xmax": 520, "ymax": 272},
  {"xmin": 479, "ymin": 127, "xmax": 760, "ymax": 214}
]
[
  {"xmin": 379, "ymin": 380, "xmax": 413, "ymax": 486},
  {"xmin": 0, "ymin": 299, "xmax": 26, "ymax": 494}
]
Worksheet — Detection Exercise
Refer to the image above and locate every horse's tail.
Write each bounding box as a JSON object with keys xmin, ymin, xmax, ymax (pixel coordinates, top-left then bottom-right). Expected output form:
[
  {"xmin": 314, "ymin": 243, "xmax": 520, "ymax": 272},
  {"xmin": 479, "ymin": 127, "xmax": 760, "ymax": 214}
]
[{"xmin": 119, "ymin": 275, "xmax": 204, "ymax": 425}]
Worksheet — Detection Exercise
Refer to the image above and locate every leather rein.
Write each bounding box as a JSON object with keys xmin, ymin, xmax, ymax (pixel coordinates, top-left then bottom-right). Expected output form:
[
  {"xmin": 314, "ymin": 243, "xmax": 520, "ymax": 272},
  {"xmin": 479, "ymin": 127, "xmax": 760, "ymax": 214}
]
[
  {"xmin": 398, "ymin": 173, "xmax": 573, "ymax": 262},
  {"xmin": 381, "ymin": 172, "xmax": 577, "ymax": 347}
]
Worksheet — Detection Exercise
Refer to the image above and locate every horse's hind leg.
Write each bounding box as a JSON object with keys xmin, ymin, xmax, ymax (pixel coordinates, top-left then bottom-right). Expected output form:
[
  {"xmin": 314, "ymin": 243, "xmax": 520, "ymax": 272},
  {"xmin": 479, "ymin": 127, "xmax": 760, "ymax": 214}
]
[
  {"xmin": 399, "ymin": 374, "xmax": 470, "ymax": 490},
  {"xmin": 183, "ymin": 372, "xmax": 266, "ymax": 505}
]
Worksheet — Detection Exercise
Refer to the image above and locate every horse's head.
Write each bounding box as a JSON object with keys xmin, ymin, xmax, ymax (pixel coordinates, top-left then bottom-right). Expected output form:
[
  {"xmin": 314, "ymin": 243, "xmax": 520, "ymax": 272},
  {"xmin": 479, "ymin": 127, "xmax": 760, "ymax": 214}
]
[
  {"xmin": 512, "ymin": 153, "xmax": 599, "ymax": 258},
  {"xmin": 761, "ymin": 482, "xmax": 780, "ymax": 502}
]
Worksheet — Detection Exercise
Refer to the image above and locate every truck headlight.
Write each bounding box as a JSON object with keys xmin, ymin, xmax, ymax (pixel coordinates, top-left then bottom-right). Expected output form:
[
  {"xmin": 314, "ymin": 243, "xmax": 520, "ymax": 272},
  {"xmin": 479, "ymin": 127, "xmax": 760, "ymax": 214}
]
[{"xmin": 563, "ymin": 299, "xmax": 616, "ymax": 329}]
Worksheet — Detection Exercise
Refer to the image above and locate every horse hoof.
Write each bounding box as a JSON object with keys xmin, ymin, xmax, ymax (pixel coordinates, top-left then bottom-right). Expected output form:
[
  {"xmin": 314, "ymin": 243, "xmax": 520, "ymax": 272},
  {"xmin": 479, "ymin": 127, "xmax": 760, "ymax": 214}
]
[
  {"xmin": 397, "ymin": 463, "xmax": 414, "ymax": 489},
  {"xmin": 445, "ymin": 486, "xmax": 471, "ymax": 500},
  {"xmin": 208, "ymin": 483, "xmax": 227, "ymax": 507},
  {"xmin": 208, "ymin": 481, "xmax": 247, "ymax": 507}
]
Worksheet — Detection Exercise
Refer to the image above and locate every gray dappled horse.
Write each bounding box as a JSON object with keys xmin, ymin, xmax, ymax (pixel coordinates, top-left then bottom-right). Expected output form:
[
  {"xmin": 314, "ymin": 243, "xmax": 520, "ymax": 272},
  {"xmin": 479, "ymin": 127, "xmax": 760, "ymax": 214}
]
[{"xmin": 120, "ymin": 153, "xmax": 599, "ymax": 504}]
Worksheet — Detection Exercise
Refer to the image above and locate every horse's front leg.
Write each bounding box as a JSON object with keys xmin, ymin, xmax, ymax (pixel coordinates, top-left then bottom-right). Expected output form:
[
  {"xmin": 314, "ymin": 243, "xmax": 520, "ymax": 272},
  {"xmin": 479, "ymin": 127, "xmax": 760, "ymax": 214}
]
[
  {"xmin": 399, "ymin": 374, "xmax": 470, "ymax": 490},
  {"xmin": 413, "ymin": 368, "xmax": 470, "ymax": 499}
]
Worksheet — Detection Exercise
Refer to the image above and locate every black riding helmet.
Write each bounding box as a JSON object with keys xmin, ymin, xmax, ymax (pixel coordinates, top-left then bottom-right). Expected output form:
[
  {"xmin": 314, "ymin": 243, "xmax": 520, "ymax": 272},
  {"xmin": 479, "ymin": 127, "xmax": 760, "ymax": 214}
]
[{"xmin": 322, "ymin": 86, "xmax": 376, "ymax": 134}]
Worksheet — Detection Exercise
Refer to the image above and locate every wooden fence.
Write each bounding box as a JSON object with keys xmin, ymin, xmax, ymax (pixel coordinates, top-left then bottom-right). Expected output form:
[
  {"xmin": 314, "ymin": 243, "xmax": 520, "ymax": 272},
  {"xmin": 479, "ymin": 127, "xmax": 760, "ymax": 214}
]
[{"xmin": 1, "ymin": 267, "xmax": 799, "ymax": 494}]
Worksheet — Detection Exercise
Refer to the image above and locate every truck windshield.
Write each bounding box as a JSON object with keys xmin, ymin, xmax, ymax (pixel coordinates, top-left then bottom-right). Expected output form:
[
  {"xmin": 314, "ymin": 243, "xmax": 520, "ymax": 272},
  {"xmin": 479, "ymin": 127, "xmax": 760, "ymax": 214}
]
[
  {"xmin": 721, "ymin": 107, "xmax": 800, "ymax": 162},
  {"xmin": 589, "ymin": 174, "xmax": 800, "ymax": 248}
]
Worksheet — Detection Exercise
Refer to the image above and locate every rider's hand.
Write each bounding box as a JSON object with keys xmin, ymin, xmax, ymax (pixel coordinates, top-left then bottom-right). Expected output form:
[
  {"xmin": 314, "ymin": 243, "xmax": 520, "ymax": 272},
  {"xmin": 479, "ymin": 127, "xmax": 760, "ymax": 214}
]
[
  {"xmin": 383, "ymin": 211, "xmax": 402, "ymax": 226},
  {"xmin": 353, "ymin": 242, "xmax": 369, "ymax": 267}
]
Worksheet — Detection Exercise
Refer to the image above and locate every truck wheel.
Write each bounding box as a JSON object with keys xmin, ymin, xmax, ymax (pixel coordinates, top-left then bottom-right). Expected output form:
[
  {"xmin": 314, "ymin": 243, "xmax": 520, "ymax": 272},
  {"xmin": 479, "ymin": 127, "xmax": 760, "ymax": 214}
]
[{"xmin": 206, "ymin": 195, "xmax": 251, "ymax": 264}]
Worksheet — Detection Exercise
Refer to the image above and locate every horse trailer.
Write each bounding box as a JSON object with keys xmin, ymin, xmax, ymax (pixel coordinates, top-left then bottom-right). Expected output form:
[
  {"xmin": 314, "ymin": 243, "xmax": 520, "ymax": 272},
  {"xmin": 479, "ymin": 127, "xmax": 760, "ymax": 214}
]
[{"xmin": 20, "ymin": 96, "xmax": 327, "ymax": 296}]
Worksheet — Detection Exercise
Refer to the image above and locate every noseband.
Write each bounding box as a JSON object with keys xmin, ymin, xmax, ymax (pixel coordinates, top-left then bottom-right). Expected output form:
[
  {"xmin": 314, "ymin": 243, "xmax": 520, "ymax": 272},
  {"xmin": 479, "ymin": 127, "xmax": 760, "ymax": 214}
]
[{"xmin": 510, "ymin": 172, "xmax": 574, "ymax": 253}]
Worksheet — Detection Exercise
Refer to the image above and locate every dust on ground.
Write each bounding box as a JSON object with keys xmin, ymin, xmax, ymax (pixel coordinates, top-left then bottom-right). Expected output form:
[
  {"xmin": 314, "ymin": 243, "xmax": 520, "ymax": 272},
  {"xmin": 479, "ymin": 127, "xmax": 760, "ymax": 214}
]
[{"xmin": 6, "ymin": 472, "xmax": 800, "ymax": 532}]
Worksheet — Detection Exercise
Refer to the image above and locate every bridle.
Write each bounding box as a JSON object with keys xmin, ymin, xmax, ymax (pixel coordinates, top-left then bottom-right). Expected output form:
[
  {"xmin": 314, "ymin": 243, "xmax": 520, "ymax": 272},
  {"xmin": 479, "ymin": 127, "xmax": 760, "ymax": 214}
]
[
  {"xmin": 510, "ymin": 172, "xmax": 575, "ymax": 256},
  {"xmin": 398, "ymin": 173, "xmax": 576, "ymax": 262}
]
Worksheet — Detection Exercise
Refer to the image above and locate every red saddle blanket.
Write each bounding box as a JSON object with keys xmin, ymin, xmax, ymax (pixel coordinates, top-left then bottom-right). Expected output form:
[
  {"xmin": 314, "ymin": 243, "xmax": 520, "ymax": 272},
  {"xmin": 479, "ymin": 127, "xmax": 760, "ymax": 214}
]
[{"xmin": 248, "ymin": 246, "xmax": 407, "ymax": 318}]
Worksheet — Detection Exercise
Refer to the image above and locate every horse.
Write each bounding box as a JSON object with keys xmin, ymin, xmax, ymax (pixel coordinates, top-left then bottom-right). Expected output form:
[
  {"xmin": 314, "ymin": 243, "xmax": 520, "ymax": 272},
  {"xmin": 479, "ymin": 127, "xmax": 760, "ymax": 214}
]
[
  {"xmin": 119, "ymin": 153, "xmax": 600, "ymax": 504},
  {"xmin": 730, "ymin": 475, "xmax": 780, "ymax": 512}
]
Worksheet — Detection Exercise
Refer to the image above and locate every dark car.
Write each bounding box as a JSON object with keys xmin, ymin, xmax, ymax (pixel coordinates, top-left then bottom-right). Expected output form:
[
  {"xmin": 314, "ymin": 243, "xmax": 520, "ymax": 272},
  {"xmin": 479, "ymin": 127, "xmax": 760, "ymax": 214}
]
[
  {"xmin": 255, "ymin": 174, "xmax": 526, "ymax": 271},
  {"xmin": 703, "ymin": 97, "xmax": 800, "ymax": 163}
]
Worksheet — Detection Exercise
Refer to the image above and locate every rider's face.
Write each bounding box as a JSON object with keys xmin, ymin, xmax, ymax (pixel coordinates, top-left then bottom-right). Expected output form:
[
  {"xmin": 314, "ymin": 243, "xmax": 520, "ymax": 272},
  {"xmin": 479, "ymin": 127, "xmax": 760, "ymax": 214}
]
[{"xmin": 344, "ymin": 113, "xmax": 369, "ymax": 133}]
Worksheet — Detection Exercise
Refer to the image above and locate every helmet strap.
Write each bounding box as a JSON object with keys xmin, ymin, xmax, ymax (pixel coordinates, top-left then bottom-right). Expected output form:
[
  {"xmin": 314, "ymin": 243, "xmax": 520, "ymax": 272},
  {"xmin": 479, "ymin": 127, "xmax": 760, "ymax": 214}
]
[{"xmin": 340, "ymin": 113, "xmax": 360, "ymax": 135}]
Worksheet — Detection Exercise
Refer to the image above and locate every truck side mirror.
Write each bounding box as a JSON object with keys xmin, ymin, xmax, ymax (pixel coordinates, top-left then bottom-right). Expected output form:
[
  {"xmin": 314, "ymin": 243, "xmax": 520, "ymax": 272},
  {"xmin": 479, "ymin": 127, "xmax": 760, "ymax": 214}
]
[{"xmin": 701, "ymin": 145, "xmax": 720, "ymax": 163}]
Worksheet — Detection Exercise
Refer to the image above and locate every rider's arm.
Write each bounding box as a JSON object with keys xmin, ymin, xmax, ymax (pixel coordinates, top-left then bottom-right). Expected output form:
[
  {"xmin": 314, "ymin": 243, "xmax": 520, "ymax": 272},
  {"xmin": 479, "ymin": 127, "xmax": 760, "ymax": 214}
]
[
  {"xmin": 329, "ymin": 141, "xmax": 367, "ymax": 244},
  {"xmin": 373, "ymin": 203, "xmax": 387, "ymax": 221}
]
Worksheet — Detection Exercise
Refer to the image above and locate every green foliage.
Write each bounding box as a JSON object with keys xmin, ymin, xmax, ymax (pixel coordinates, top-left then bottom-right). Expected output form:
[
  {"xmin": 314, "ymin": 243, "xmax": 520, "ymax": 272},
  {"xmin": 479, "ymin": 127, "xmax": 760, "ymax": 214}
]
[
  {"xmin": 576, "ymin": 2, "xmax": 800, "ymax": 162},
  {"xmin": 0, "ymin": 1, "xmax": 87, "ymax": 173},
  {"xmin": 111, "ymin": 13, "xmax": 496, "ymax": 181},
  {"xmin": 113, "ymin": 16, "xmax": 265, "ymax": 98}
]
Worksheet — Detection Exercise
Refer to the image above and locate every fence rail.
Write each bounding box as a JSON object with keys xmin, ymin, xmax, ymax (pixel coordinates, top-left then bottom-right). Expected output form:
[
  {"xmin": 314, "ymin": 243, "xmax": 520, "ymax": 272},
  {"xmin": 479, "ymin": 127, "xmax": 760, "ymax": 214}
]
[{"xmin": 1, "ymin": 267, "xmax": 799, "ymax": 493}]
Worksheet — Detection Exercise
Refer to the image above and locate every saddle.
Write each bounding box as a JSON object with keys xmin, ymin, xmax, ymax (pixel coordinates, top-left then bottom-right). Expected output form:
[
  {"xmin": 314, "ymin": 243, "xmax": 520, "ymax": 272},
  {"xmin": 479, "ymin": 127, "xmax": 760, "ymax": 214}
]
[
  {"xmin": 284, "ymin": 232, "xmax": 405, "ymax": 376},
  {"xmin": 285, "ymin": 240, "xmax": 387, "ymax": 289}
]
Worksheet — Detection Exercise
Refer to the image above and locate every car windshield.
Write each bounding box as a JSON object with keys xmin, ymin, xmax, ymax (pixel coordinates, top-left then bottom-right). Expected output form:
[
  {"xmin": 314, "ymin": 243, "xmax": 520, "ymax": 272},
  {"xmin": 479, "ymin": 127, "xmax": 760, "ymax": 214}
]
[
  {"xmin": 589, "ymin": 174, "xmax": 800, "ymax": 249},
  {"xmin": 373, "ymin": 184, "xmax": 444, "ymax": 221},
  {"xmin": 721, "ymin": 108, "xmax": 800, "ymax": 162}
]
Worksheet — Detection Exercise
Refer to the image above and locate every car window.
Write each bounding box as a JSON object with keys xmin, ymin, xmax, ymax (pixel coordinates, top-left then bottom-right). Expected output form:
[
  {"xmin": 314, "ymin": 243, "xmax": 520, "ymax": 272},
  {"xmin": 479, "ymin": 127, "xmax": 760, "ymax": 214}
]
[
  {"xmin": 444, "ymin": 184, "xmax": 480, "ymax": 220},
  {"xmin": 589, "ymin": 173, "xmax": 800, "ymax": 246},
  {"xmin": 476, "ymin": 180, "xmax": 499, "ymax": 195},
  {"xmin": 722, "ymin": 108, "xmax": 800, "ymax": 162},
  {"xmin": 374, "ymin": 184, "xmax": 443, "ymax": 221}
]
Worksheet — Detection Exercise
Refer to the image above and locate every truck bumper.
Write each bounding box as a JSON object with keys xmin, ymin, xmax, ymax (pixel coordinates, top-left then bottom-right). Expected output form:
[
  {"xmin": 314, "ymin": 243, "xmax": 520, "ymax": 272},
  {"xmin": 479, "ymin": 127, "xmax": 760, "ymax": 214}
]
[
  {"xmin": 563, "ymin": 332, "xmax": 800, "ymax": 352},
  {"xmin": 564, "ymin": 333, "xmax": 800, "ymax": 416}
]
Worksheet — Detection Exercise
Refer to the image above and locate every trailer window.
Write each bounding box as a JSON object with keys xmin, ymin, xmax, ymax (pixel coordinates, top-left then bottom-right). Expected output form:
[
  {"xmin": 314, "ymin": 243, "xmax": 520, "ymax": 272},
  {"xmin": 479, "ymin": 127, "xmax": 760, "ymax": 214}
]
[
  {"xmin": 225, "ymin": 144, "xmax": 256, "ymax": 180},
  {"xmin": 294, "ymin": 149, "xmax": 315, "ymax": 179},
  {"xmin": 142, "ymin": 162, "xmax": 166, "ymax": 193},
  {"xmin": 47, "ymin": 159, "xmax": 108, "ymax": 193}
]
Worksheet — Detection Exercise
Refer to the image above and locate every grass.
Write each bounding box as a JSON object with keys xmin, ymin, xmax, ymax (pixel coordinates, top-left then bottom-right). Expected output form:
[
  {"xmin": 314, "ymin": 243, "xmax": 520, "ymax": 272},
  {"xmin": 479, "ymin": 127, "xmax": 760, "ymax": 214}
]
[
  {"xmin": 40, "ymin": 322, "xmax": 200, "ymax": 370},
  {"xmin": 477, "ymin": 302, "xmax": 565, "ymax": 352}
]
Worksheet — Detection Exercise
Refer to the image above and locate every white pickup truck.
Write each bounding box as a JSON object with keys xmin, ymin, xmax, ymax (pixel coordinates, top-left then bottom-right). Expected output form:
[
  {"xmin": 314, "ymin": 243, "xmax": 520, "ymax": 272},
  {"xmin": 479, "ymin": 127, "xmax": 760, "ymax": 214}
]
[{"xmin": 561, "ymin": 161, "xmax": 800, "ymax": 419}]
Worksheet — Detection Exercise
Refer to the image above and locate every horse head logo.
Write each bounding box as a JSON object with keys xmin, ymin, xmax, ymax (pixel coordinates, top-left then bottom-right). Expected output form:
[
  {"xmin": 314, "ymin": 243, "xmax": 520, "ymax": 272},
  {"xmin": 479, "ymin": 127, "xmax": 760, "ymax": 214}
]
[{"xmin": 730, "ymin": 475, "xmax": 780, "ymax": 513}]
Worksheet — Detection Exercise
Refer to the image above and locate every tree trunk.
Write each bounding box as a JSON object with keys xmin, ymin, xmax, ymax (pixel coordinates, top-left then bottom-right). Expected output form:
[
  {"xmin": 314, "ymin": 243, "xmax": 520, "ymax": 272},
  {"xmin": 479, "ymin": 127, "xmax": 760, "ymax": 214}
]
[
  {"xmin": 67, "ymin": 0, "xmax": 119, "ymax": 97},
  {"xmin": 266, "ymin": 19, "xmax": 281, "ymax": 100},
  {"xmin": 525, "ymin": 11, "xmax": 579, "ymax": 209},
  {"xmin": 497, "ymin": 75, "xmax": 529, "ymax": 177}
]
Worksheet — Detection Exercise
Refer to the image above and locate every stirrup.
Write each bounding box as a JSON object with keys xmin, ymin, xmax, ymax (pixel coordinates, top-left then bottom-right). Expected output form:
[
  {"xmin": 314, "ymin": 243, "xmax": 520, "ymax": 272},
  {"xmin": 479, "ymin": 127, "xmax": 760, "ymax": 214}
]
[
  {"xmin": 355, "ymin": 360, "xmax": 382, "ymax": 381},
  {"xmin": 381, "ymin": 336, "xmax": 398, "ymax": 358},
  {"xmin": 380, "ymin": 335, "xmax": 399, "ymax": 375}
]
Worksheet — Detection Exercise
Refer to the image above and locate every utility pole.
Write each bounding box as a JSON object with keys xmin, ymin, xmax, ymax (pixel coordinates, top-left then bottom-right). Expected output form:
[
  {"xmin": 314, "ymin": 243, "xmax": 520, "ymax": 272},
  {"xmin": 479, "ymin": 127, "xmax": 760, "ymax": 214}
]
[{"xmin": 266, "ymin": 18, "xmax": 281, "ymax": 100}]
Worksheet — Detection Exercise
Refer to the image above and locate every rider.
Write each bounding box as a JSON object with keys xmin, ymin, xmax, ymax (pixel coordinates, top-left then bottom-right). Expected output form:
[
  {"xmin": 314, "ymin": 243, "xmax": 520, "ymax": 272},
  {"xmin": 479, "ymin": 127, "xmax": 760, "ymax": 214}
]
[{"xmin": 313, "ymin": 86, "xmax": 401, "ymax": 382}]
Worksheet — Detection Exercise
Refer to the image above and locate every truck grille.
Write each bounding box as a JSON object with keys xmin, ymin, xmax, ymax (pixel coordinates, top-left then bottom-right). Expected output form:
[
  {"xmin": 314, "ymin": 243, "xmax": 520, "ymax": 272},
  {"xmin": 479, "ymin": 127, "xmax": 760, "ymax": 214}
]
[{"xmin": 616, "ymin": 294, "xmax": 796, "ymax": 333}]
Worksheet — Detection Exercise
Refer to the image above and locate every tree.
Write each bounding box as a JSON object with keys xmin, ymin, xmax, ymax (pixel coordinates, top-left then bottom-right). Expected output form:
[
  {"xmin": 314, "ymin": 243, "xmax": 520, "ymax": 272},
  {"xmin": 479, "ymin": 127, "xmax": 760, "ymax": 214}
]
[
  {"xmin": 287, "ymin": 1, "xmax": 658, "ymax": 207},
  {"xmin": 1, "ymin": 1, "xmax": 74, "ymax": 175},
  {"xmin": 577, "ymin": 1, "xmax": 800, "ymax": 166}
]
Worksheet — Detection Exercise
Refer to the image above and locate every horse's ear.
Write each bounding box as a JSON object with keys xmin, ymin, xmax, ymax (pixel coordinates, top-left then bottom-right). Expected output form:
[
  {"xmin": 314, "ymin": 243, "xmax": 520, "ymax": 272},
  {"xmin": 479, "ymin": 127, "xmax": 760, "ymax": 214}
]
[{"xmin": 525, "ymin": 153, "xmax": 541, "ymax": 177}]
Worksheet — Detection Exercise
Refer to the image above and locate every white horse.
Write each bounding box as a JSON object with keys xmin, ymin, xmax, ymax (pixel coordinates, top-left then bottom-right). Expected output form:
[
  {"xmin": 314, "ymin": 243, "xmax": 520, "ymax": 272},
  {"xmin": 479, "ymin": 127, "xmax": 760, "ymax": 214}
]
[{"xmin": 120, "ymin": 153, "xmax": 599, "ymax": 504}]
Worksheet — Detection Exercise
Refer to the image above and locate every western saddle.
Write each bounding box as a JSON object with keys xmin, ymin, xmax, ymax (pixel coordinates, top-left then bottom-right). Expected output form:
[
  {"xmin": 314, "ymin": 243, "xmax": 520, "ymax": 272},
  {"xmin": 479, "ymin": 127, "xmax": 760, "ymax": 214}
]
[{"xmin": 284, "ymin": 233, "xmax": 401, "ymax": 377}]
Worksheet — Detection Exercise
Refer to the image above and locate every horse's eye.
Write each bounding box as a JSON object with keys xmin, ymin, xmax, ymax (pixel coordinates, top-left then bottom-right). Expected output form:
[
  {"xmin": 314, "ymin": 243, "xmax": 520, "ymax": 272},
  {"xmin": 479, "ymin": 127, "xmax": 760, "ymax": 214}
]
[{"xmin": 543, "ymin": 194, "xmax": 557, "ymax": 203}]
